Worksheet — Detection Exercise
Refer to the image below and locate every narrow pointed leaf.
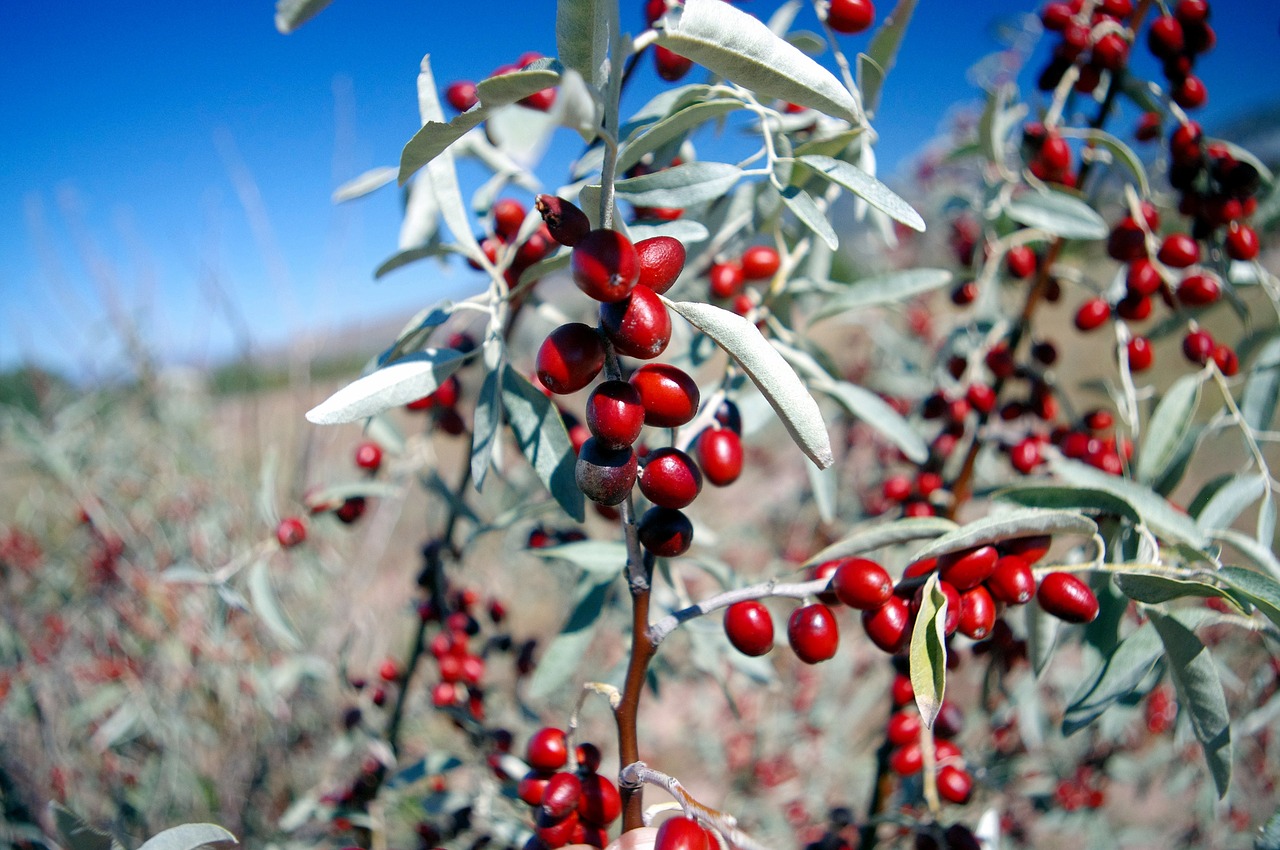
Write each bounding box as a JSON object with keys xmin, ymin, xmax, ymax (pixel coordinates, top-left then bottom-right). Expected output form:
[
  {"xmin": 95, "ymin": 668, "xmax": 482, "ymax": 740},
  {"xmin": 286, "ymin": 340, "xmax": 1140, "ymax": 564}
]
[
  {"xmin": 1213, "ymin": 530, "xmax": 1280, "ymax": 582},
  {"xmin": 802, "ymin": 517, "xmax": 957, "ymax": 568},
  {"xmin": 306, "ymin": 350, "xmax": 467, "ymax": 424},
  {"xmin": 333, "ymin": 166, "xmax": 398, "ymax": 203},
  {"xmin": 815, "ymin": 379, "xmax": 928, "ymax": 463},
  {"xmin": 248, "ymin": 560, "xmax": 302, "ymax": 650},
  {"xmin": 614, "ymin": 162, "xmax": 743, "ymax": 208},
  {"xmin": 530, "ymin": 540, "xmax": 628, "ymax": 578},
  {"xmin": 909, "ymin": 573, "xmax": 948, "ymax": 728},
  {"xmin": 860, "ymin": 0, "xmax": 918, "ymax": 114},
  {"xmin": 1049, "ymin": 457, "xmax": 1207, "ymax": 547},
  {"xmin": 470, "ymin": 369, "xmax": 501, "ymax": 490},
  {"xmin": 1242, "ymin": 336, "xmax": 1280, "ymax": 431},
  {"xmin": 137, "ymin": 824, "xmax": 239, "ymax": 850},
  {"xmin": 528, "ymin": 576, "xmax": 614, "ymax": 698},
  {"xmin": 501, "ymin": 366, "xmax": 585, "ymax": 521},
  {"xmin": 1063, "ymin": 621, "xmax": 1162, "ymax": 735},
  {"xmin": 1136, "ymin": 372, "xmax": 1202, "ymax": 484},
  {"xmin": 1196, "ymin": 474, "xmax": 1266, "ymax": 533},
  {"xmin": 666, "ymin": 299, "xmax": 833, "ymax": 468},
  {"xmin": 1149, "ymin": 611, "xmax": 1232, "ymax": 798},
  {"xmin": 910, "ymin": 509, "xmax": 1096, "ymax": 562},
  {"xmin": 798, "ymin": 154, "xmax": 924, "ymax": 231},
  {"xmin": 556, "ymin": 0, "xmax": 615, "ymax": 88},
  {"xmin": 274, "ymin": 0, "xmax": 334, "ymax": 33},
  {"xmin": 780, "ymin": 186, "xmax": 838, "ymax": 249},
  {"xmin": 658, "ymin": 0, "xmax": 860, "ymax": 121},
  {"xmin": 809, "ymin": 268, "xmax": 952, "ymax": 321},
  {"xmin": 1217, "ymin": 566, "xmax": 1280, "ymax": 629},
  {"xmin": 619, "ymin": 100, "xmax": 743, "ymax": 174},
  {"xmin": 1006, "ymin": 189, "xmax": 1109, "ymax": 240}
]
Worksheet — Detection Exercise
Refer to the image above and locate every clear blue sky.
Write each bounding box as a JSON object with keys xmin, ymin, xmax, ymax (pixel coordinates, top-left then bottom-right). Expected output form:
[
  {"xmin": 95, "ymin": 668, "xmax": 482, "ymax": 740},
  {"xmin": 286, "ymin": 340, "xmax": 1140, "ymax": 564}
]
[{"xmin": 3, "ymin": 1, "xmax": 1278, "ymax": 380}]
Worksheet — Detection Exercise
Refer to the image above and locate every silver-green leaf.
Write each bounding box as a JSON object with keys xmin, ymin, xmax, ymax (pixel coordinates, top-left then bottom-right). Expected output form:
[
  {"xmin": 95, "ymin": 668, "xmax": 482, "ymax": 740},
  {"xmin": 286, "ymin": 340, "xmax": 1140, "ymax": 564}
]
[
  {"xmin": 306, "ymin": 350, "xmax": 468, "ymax": 425},
  {"xmin": 797, "ymin": 154, "xmax": 924, "ymax": 232},
  {"xmin": 815, "ymin": 379, "xmax": 928, "ymax": 464},
  {"xmin": 909, "ymin": 573, "xmax": 948, "ymax": 728},
  {"xmin": 137, "ymin": 824, "xmax": 239, "ymax": 850},
  {"xmin": 1005, "ymin": 189, "xmax": 1109, "ymax": 240},
  {"xmin": 613, "ymin": 162, "xmax": 743, "ymax": 208},
  {"xmin": 809, "ymin": 268, "xmax": 952, "ymax": 321},
  {"xmin": 501, "ymin": 366, "xmax": 586, "ymax": 521},
  {"xmin": 274, "ymin": 0, "xmax": 334, "ymax": 33},
  {"xmin": 910, "ymin": 508, "xmax": 1096, "ymax": 563},
  {"xmin": 1135, "ymin": 372, "xmax": 1202, "ymax": 484}
]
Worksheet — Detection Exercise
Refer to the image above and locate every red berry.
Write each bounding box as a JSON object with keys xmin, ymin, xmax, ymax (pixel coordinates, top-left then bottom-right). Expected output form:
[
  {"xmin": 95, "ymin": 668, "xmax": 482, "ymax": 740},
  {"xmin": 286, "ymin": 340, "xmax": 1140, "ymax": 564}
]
[
  {"xmin": 724, "ymin": 600, "xmax": 775, "ymax": 656},
  {"xmin": 492, "ymin": 198, "xmax": 527, "ymax": 242},
  {"xmin": 635, "ymin": 236, "xmax": 686, "ymax": 294},
  {"xmin": 536, "ymin": 194, "xmax": 591, "ymax": 247},
  {"xmin": 637, "ymin": 506, "xmax": 694, "ymax": 557},
  {"xmin": 1176, "ymin": 273, "xmax": 1220, "ymax": 306},
  {"xmin": 1213, "ymin": 344, "xmax": 1239, "ymax": 376},
  {"xmin": 275, "ymin": 516, "xmax": 307, "ymax": 548},
  {"xmin": 537, "ymin": 323, "xmax": 605, "ymax": 394},
  {"xmin": 1074, "ymin": 298, "xmax": 1111, "ymax": 331},
  {"xmin": 937, "ymin": 545, "xmax": 999, "ymax": 591},
  {"xmin": 541, "ymin": 773, "xmax": 583, "ymax": 819},
  {"xmin": 335, "ymin": 496, "xmax": 367, "ymax": 524},
  {"xmin": 966, "ymin": 383, "xmax": 997, "ymax": 415},
  {"xmin": 886, "ymin": 711, "xmax": 921, "ymax": 746},
  {"xmin": 1127, "ymin": 336, "xmax": 1154, "ymax": 371},
  {"xmin": 890, "ymin": 741, "xmax": 923, "ymax": 776},
  {"xmin": 379, "ymin": 658, "xmax": 400, "ymax": 682},
  {"xmin": 832, "ymin": 558, "xmax": 894, "ymax": 610},
  {"xmin": 1126, "ymin": 258, "xmax": 1162, "ymax": 297},
  {"xmin": 891, "ymin": 673, "xmax": 914, "ymax": 706},
  {"xmin": 1225, "ymin": 223, "xmax": 1259, "ymax": 261},
  {"xmin": 1175, "ymin": 0, "xmax": 1209, "ymax": 26},
  {"xmin": 354, "ymin": 441, "xmax": 383, "ymax": 471},
  {"xmin": 883, "ymin": 474, "xmax": 911, "ymax": 502},
  {"xmin": 445, "ymin": 80, "xmax": 478, "ymax": 112},
  {"xmin": 1038, "ymin": 133, "xmax": 1071, "ymax": 174},
  {"xmin": 575, "ymin": 439, "xmax": 638, "ymax": 505},
  {"xmin": 1091, "ymin": 32, "xmax": 1129, "ymax": 71},
  {"xmin": 957, "ymin": 585, "xmax": 996, "ymax": 639},
  {"xmin": 586, "ymin": 381, "xmax": 645, "ymax": 450},
  {"xmin": 826, "ymin": 0, "xmax": 875, "ymax": 34},
  {"xmin": 1116, "ymin": 292, "xmax": 1152, "ymax": 321},
  {"xmin": 654, "ymin": 46, "xmax": 694, "ymax": 82},
  {"xmin": 695, "ymin": 426, "xmax": 744, "ymax": 486},
  {"xmin": 1041, "ymin": 2, "xmax": 1073, "ymax": 31},
  {"xmin": 1158, "ymin": 233, "xmax": 1200, "ymax": 268},
  {"xmin": 986, "ymin": 556, "xmax": 1036, "ymax": 605},
  {"xmin": 1135, "ymin": 111, "xmax": 1161, "ymax": 142},
  {"xmin": 950, "ymin": 280, "xmax": 978, "ymax": 306},
  {"xmin": 1182, "ymin": 329, "xmax": 1214, "ymax": 365},
  {"xmin": 937, "ymin": 765, "xmax": 974, "ymax": 804},
  {"xmin": 788, "ymin": 603, "xmax": 839, "ymax": 663},
  {"xmin": 575, "ymin": 742, "xmax": 602, "ymax": 774},
  {"xmin": 1004, "ymin": 534, "xmax": 1052, "ymax": 564},
  {"xmin": 578, "ymin": 773, "xmax": 621, "ymax": 825},
  {"xmin": 741, "ymin": 245, "xmax": 781, "ymax": 280},
  {"xmin": 526, "ymin": 728, "xmax": 569, "ymax": 772},
  {"xmin": 1009, "ymin": 438, "xmax": 1042, "ymax": 474},
  {"xmin": 655, "ymin": 817, "xmax": 709, "ymax": 850},
  {"xmin": 639, "ymin": 447, "xmax": 703, "ymax": 509},
  {"xmin": 519, "ymin": 771, "xmax": 553, "ymax": 806},
  {"xmin": 600, "ymin": 285, "xmax": 672, "ymax": 359},
  {"xmin": 571, "ymin": 229, "xmax": 640, "ymax": 302},
  {"xmin": 1036, "ymin": 572, "xmax": 1100, "ymax": 623},
  {"xmin": 1147, "ymin": 16, "xmax": 1185, "ymax": 58},
  {"xmin": 708, "ymin": 262, "xmax": 744, "ymax": 299},
  {"xmin": 1006, "ymin": 245, "xmax": 1037, "ymax": 279},
  {"xmin": 629, "ymin": 363, "xmax": 700, "ymax": 427},
  {"xmin": 1106, "ymin": 216, "xmax": 1147, "ymax": 261},
  {"xmin": 1173, "ymin": 75, "xmax": 1207, "ymax": 109},
  {"xmin": 862, "ymin": 596, "xmax": 910, "ymax": 653},
  {"xmin": 536, "ymin": 810, "xmax": 579, "ymax": 847}
]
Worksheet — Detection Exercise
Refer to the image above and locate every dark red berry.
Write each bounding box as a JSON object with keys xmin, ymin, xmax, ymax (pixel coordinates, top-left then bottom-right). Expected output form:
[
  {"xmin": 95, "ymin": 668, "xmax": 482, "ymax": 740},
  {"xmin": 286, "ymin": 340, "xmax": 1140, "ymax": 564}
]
[
  {"xmin": 541, "ymin": 773, "xmax": 583, "ymax": 819},
  {"xmin": 832, "ymin": 558, "xmax": 894, "ymax": 610},
  {"xmin": 708, "ymin": 262, "xmax": 745, "ymax": 299},
  {"xmin": 639, "ymin": 447, "xmax": 703, "ymax": 509},
  {"xmin": 1225, "ymin": 224, "xmax": 1259, "ymax": 261},
  {"xmin": 519, "ymin": 771, "xmax": 554, "ymax": 806},
  {"xmin": 575, "ymin": 439, "xmax": 638, "ymax": 505},
  {"xmin": 655, "ymin": 816, "xmax": 709, "ymax": 850},
  {"xmin": 890, "ymin": 741, "xmax": 923, "ymax": 776},
  {"xmin": 1036, "ymin": 572, "xmax": 1100, "ymax": 623},
  {"xmin": 957, "ymin": 585, "xmax": 996, "ymax": 639},
  {"xmin": 1128, "ymin": 336, "xmax": 1154, "ymax": 371},
  {"xmin": 724, "ymin": 600, "xmax": 775, "ymax": 656},
  {"xmin": 1158, "ymin": 233, "xmax": 1200, "ymax": 268},
  {"xmin": 654, "ymin": 46, "xmax": 694, "ymax": 82},
  {"xmin": 586, "ymin": 381, "xmax": 645, "ymax": 449},
  {"xmin": 826, "ymin": 0, "xmax": 875, "ymax": 34},
  {"xmin": 1074, "ymin": 298, "xmax": 1111, "ymax": 331},
  {"xmin": 937, "ymin": 765, "xmax": 974, "ymax": 804},
  {"xmin": 445, "ymin": 80, "xmax": 478, "ymax": 112},
  {"xmin": 1006, "ymin": 245, "xmax": 1037, "ymax": 279},
  {"xmin": 630, "ymin": 364, "xmax": 700, "ymax": 428},
  {"xmin": 1213, "ymin": 344, "xmax": 1239, "ymax": 376},
  {"xmin": 741, "ymin": 245, "xmax": 781, "ymax": 280},
  {"xmin": 355, "ymin": 441, "xmax": 383, "ymax": 471},
  {"xmin": 492, "ymin": 198, "xmax": 527, "ymax": 242},
  {"xmin": 1147, "ymin": 16, "xmax": 1185, "ymax": 58},
  {"xmin": 600, "ymin": 285, "xmax": 672, "ymax": 359},
  {"xmin": 937, "ymin": 545, "xmax": 999, "ymax": 591},
  {"xmin": 695, "ymin": 426, "xmax": 743, "ymax": 487},
  {"xmin": 578, "ymin": 774, "xmax": 621, "ymax": 826},
  {"xmin": 862, "ymin": 596, "xmax": 911, "ymax": 653},
  {"xmin": 1010, "ymin": 438, "xmax": 1042, "ymax": 474},
  {"xmin": 1182, "ymin": 329, "xmax": 1214, "ymax": 365},
  {"xmin": 335, "ymin": 496, "xmax": 367, "ymax": 524},
  {"xmin": 886, "ymin": 711, "xmax": 921, "ymax": 746},
  {"xmin": 526, "ymin": 728, "xmax": 569, "ymax": 772},
  {"xmin": 536, "ymin": 194, "xmax": 591, "ymax": 247},
  {"xmin": 276, "ymin": 516, "xmax": 307, "ymax": 548},
  {"xmin": 571, "ymin": 229, "xmax": 640, "ymax": 302},
  {"xmin": 638, "ymin": 506, "xmax": 694, "ymax": 557},
  {"xmin": 1177, "ymin": 273, "xmax": 1220, "ymax": 306},
  {"xmin": 537, "ymin": 323, "xmax": 605, "ymax": 394},
  {"xmin": 788, "ymin": 603, "xmax": 839, "ymax": 663},
  {"xmin": 635, "ymin": 236, "xmax": 686, "ymax": 294},
  {"xmin": 1127, "ymin": 258, "xmax": 1162, "ymax": 296},
  {"xmin": 1091, "ymin": 32, "xmax": 1129, "ymax": 71},
  {"xmin": 1173, "ymin": 75, "xmax": 1207, "ymax": 109}
]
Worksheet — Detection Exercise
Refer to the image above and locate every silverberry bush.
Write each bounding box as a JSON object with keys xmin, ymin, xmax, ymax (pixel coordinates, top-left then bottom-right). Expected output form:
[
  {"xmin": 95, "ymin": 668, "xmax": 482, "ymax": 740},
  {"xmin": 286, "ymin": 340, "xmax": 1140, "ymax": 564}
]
[{"xmin": 5, "ymin": 1, "xmax": 1280, "ymax": 849}]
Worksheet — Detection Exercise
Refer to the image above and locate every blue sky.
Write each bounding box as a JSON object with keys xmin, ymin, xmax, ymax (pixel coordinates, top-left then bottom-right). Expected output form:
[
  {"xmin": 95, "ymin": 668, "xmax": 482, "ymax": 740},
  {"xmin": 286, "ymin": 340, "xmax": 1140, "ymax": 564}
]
[{"xmin": 2, "ymin": 1, "xmax": 1277, "ymax": 380}]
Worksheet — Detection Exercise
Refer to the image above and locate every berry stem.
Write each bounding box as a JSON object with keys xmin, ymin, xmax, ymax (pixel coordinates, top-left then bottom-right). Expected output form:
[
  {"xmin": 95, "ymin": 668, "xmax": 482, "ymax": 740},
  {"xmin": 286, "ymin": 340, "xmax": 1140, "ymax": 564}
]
[{"xmin": 647, "ymin": 576, "xmax": 831, "ymax": 646}]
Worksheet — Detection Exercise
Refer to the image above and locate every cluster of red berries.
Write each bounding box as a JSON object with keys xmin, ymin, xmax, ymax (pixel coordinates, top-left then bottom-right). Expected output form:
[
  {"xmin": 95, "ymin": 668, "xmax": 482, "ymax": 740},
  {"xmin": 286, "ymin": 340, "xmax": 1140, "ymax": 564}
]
[
  {"xmin": 1050, "ymin": 406, "xmax": 1133, "ymax": 476},
  {"xmin": 1037, "ymin": 0, "xmax": 1137, "ymax": 101},
  {"xmin": 471, "ymin": 197, "xmax": 561, "ymax": 295},
  {"xmin": 1052, "ymin": 763, "xmax": 1108, "ymax": 811},
  {"xmin": 516, "ymin": 728, "xmax": 621, "ymax": 849},
  {"xmin": 707, "ymin": 244, "xmax": 781, "ymax": 317},
  {"xmin": 1146, "ymin": 0, "xmax": 1216, "ymax": 110},
  {"xmin": 407, "ymin": 335, "xmax": 471, "ymax": 435},
  {"xmin": 533, "ymin": 198, "xmax": 744, "ymax": 556},
  {"xmin": 884, "ymin": 680, "xmax": 974, "ymax": 804},
  {"xmin": 1021, "ymin": 121, "xmax": 1078, "ymax": 188},
  {"xmin": 444, "ymin": 52, "xmax": 557, "ymax": 114},
  {"xmin": 424, "ymin": 596, "xmax": 493, "ymax": 717},
  {"xmin": 722, "ymin": 537, "xmax": 1098, "ymax": 669}
]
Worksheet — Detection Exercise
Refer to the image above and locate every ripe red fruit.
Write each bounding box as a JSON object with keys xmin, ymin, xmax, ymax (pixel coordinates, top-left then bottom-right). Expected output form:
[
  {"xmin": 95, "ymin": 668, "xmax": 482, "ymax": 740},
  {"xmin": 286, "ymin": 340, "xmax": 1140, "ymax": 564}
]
[
  {"xmin": 355, "ymin": 441, "xmax": 383, "ymax": 471},
  {"xmin": 526, "ymin": 728, "xmax": 569, "ymax": 772},
  {"xmin": 586, "ymin": 381, "xmax": 645, "ymax": 450},
  {"xmin": 937, "ymin": 765, "xmax": 974, "ymax": 804},
  {"xmin": 708, "ymin": 262, "xmax": 745, "ymax": 299},
  {"xmin": 724, "ymin": 600, "xmax": 775, "ymax": 656},
  {"xmin": 1009, "ymin": 438, "xmax": 1042, "ymax": 474},
  {"xmin": 890, "ymin": 741, "xmax": 923, "ymax": 776},
  {"xmin": 492, "ymin": 198, "xmax": 527, "ymax": 242},
  {"xmin": 950, "ymin": 280, "xmax": 978, "ymax": 306},
  {"xmin": 1175, "ymin": 0, "xmax": 1209, "ymax": 25},
  {"xmin": 1213, "ymin": 344, "xmax": 1239, "ymax": 376},
  {"xmin": 966, "ymin": 383, "xmax": 997, "ymax": 415},
  {"xmin": 519, "ymin": 771, "xmax": 553, "ymax": 806},
  {"xmin": 883, "ymin": 474, "xmax": 911, "ymax": 502},
  {"xmin": 1041, "ymin": 2, "xmax": 1072, "ymax": 31},
  {"xmin": 536, "ymin": 194, "xmax": 591, "ymax": 247},
  {"xmin": 578, "ymin": 773, "xmax": 621, "ymax": 825},
  {"xmin": 1126, "ymin": 258, "xmax": 1162, "ymax": 297},
  {"xmin": 1182, "ymin": 329, "xmax": 1214, "ymax": 365},
  {"xmin": 937, "ymin": 545, "xmax": 999, "ymax": 591},
  {"xmin": 1004, "ymin": 534, "xmax": 1051, "ymax": 564},
  {"xmin": 1127, "ymin": 336, "xmax": 1154, "ymax": 371},
  {"xmin": 600, "ymin": 285, "xmax": 672, "ymax": 359},
  {"xmin": 987, "ymin": 556, "xmax": 1036, "ymax": 605},
  {"xmin": 635, "ymin": 236, "xmax": 686, "ymax": 294},
  {"xmin": 571, "ymin": 229, "xmax": 640, "ymax": 302},
  {"xmin": 862, "ymin": 596, "xmax": 911, "ymax": 653},
  {"xmin": 541, "ymin": 772, "xmax": 583, "ymax": 819},
  {"xmin": 886, "ymin": 710, "xmax": 921, "ymax": 746},
  {"xmin": 654, "ymin": 46, "xmax": 694, "ymax": 82},
  {"xmin": 575, "ymin": 742, "xmax": 602, "ymax": 773},
  {"xmin": 957, "ymin": 586, "xmax": 996, "ymax": 639},
  {"xmin": 1225, "ymin": 224, "xmax": 1259, "ymax": 261},
  {"xmin": 1158, "ymin": 233, "xmax": 1200, "ymax": 268},
  {"xmin": 1176, "ymin": 273, "xmax": 1220, "ymax": 306},
  {"xmin": 1173, "ymin": 75, "xmax": 1207, "ymax": 109},
  {"xmin": 1036, "ymin": 572, "xmax": 1100, "ymax": 623},
  {"xmin": 1116, "ymin": 292, "xmax": 1152, "ymax": 321},
  {"xmin": 1148, "ymin": 15, "xmax": 1185, "ymax": 57},
  {"xmin": 639, "ymin": 447, "xmax": 703, "ymax": 509},
  {"xmin": 445, "ymin": 80, "xmax": 479, "ymax": 112},
  {"xmin": 788, "ymin": 603, "xmax": 839, "ymax": 663},
  {"xmin": 536, "ymin": 810, "xmax": 579, "ymax": 847},
  {"xmin": 826, "ymin": 0, "xmax": 876, "ymax": 34},
  {"xmin": 1074, "ymin": 298, "xmax": 1111, "ymax": 331},
  {"xmin": 637, "ymin": 506, "xmax": 694, "ymax": 557},
  {"xmin": 335, "ymin": 496, "xmax": 367, "ymax": 524},
  {"xmin": 537, "ymin": 323, "xmax": 605, "ymax": 394},
  {"xmin": 741, "ymin": 245, "xmax": 781, "ymax": 280},
  {"xmin": 832, "ymin": 558, "xmax": 894, "ymax": 610},
  {"xmin": 1005, "ymin": 245, "xmax": 1036, "ymax": 279},
  {"xmin": 630, "ymin": 364, "xmax": 700, "ymax": 427},
  {"xmin": 275, "ymin": 516, "xmax": 307, "ymax": 548},
  {"xmin": 1091, "ymin": 32, "xmax": 1129, "ymax": 71},
  {"xmin": 575, "ymin": 439, "xmax": 638, "ymax": 506},
  {"xmin": 891, "ymin": 673, "xmax": 915, "ymax": 706},
  {"xmin": 695, "ymin": 427, "xmax": 743, "ymax": 487},
  {"xmin": 655, "ymin": 816, "xmax": 710, "ymax": 850},
  {"xmin": 379, "ymin": 658, "xmax": 400, "ymax": 682}
]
